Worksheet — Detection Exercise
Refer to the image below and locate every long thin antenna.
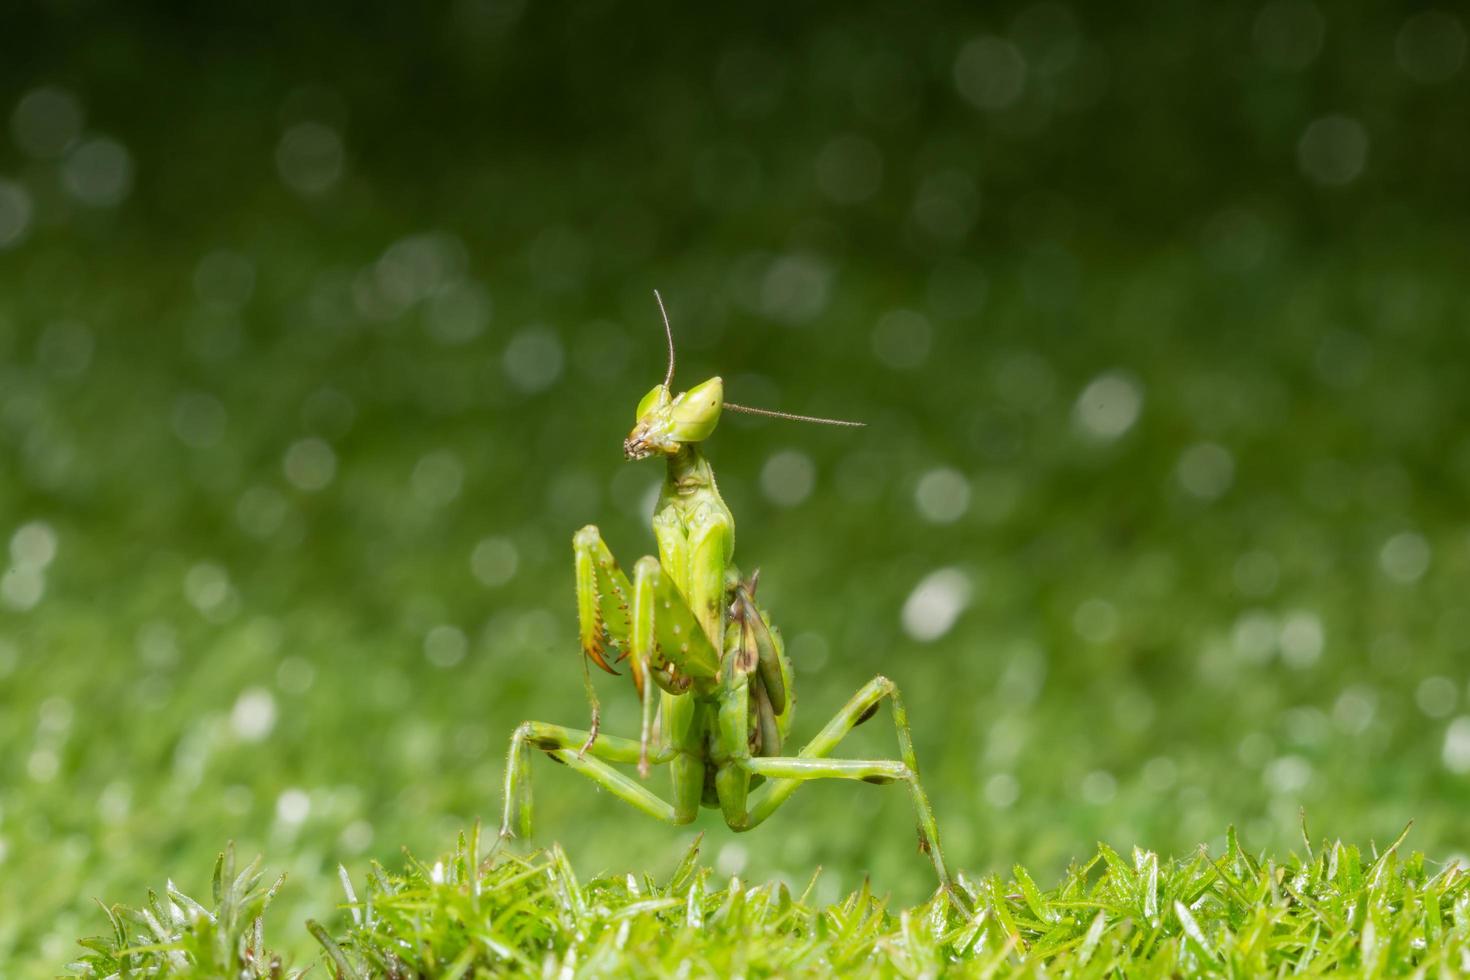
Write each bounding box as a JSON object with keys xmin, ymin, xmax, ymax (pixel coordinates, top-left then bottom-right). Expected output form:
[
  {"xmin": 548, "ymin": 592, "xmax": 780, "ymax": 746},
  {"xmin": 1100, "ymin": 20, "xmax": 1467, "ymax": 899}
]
[
  {"xmin": 724, "ymin": 402, "xmax": 866, "ymax": 427},
  {"xmin": 653, "ymin": 289, "xmax": 675, "ymax": 388}
]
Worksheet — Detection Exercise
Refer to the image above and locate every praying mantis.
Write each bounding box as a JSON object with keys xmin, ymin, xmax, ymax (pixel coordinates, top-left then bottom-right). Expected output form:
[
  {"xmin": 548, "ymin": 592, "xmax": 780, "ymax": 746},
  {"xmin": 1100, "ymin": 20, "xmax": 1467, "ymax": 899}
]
[{"xmin": 496, "ymin": 292, "xmax": 966, "ymax": 908}]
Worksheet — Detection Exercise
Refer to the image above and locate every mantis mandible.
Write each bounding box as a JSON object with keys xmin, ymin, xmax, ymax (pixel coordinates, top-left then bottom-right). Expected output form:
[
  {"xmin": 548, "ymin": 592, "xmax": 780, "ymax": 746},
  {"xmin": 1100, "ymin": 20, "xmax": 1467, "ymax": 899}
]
[{"xmin": 496, "ymin": 292, "xmax": 966, "ymax": 907}]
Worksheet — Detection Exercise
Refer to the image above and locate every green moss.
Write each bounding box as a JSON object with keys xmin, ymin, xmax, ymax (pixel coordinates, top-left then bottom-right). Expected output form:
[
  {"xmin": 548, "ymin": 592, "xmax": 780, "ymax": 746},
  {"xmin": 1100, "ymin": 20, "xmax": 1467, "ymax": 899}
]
[{"xmin": 70, "ymin": 822, "xmax": 1470, "ymax": 978}]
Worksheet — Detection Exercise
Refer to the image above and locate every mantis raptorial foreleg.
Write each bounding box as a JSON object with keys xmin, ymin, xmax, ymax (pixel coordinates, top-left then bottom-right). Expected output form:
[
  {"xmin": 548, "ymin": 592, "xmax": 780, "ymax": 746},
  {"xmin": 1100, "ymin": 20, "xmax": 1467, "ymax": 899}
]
[
  {"xmin": 733, "ymin": 675, "xmax": 967, "ymax": 908},
  {"xmin": 574, "ymin": 524, "xmax": 721, "ymax": 774},
  {"xmin": 572, "ymin": 526, "xmax": 634, "ymax": 752},
  {"xmin": 492, "ymin": 721, "xmax": 685, "ymax": 857}
]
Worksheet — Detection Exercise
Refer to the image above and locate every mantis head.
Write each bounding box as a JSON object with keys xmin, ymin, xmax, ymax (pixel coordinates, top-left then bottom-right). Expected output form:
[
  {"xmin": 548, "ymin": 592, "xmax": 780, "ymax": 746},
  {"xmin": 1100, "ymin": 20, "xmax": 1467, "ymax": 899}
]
[
  {"xmin": 624, "ymin": 377, "xmax": 724, "ymax": 461},
  {"xmin": 623, "ymin": 290, "xmax": 864, "ymax": 462}
]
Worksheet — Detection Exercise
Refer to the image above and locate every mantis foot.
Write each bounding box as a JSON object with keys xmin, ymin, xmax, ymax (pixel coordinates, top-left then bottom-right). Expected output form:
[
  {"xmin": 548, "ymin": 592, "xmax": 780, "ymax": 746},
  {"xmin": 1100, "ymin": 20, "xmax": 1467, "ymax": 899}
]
[{"xmin": 578, "ymin": 708, "xmax": 600, "ymax": 760}]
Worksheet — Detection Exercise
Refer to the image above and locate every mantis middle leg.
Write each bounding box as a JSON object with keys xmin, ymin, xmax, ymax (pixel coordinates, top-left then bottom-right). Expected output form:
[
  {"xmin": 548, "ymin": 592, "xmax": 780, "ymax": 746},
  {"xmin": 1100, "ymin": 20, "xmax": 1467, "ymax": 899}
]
[
  {"xmin": 492, "ymin": 721, "xmax": 687, "ymax": 858},
  {"xmin": 731, "ymin": 675, "xmax": 969, "ymax": 911}
]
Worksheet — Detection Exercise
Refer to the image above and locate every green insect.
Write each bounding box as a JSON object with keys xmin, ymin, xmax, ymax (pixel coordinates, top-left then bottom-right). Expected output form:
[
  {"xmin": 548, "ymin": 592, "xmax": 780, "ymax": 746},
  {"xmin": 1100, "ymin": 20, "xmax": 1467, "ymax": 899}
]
[{"xmin": 496, "ymin": 292, "xmax": 965, "ymax": 907}]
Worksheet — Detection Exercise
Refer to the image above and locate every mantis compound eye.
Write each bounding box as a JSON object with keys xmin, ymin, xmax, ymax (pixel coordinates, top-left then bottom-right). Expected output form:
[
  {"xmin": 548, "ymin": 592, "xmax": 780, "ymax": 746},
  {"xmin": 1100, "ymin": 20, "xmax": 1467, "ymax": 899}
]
[
  {"xmin": 665, "ymin": 377, "xmax": 724, "ymax": 443},
  {"xmin": 635, "ymin": 384, "xmax": 672, "ymax": 420}
]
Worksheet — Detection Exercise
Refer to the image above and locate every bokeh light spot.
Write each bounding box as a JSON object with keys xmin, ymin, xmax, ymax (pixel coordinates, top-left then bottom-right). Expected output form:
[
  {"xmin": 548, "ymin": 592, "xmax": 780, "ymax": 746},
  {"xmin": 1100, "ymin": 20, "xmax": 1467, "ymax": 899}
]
[
  {"xmin": 1444, "ymin": 717, "xmax": 1470, "ymax": 773},
  {"xmin": 1333, "ymin": 686, "xmax": 1376, "ymax": 734},
  {"xmin": 135, "ymin": 621, "xmax": 179, "ymax": 668},
  {"xmin": 378, "ymin": 232, "xmax": 466, "ymax": 310},
  {"xmin": 915, "ymin": 467, "xmax": 971, "ymax": 523},
  {"xmin": 28, "ymin": 748, "xmax": 59, "ymax": 782},
  {"xmin": 1, "ymin": 566, "xmax": 45, "ymax": 611},
  {"xmin": 715, "ymin": 842, "xmax": 748, "ymax": 877},
  {"xmin": 1379, "ymin": 531, "xmax": 1429, "ymax": 583},
  {"xmin": 424, "ymin": 281, "xmax": 492, "ymax": 345},
  {"xmin": 275, "ymin": 788, "xmax": 311, "ymax": 826},
  {"xmin": 471, "ymin": 537, "xmax": 519, "ymax": 588},
  {"xmin": 10, "ymin": 86, "xmax": 84, "ymax": 158},
  {"xmin": 760, "ymin": 450, "xmax": 815, "ymax": 508},
  {"xmin": 37, "ymin": 320, "xmax": 95, "ymax": 378},
  {"xmin": 503, "ymin": 326, "xmax": 565, "ymax": 393},
  {"xmin": 871, "ymin": 309, "xmax": 932, "ymax": 371},
  {"xmin": 1142, "ymin": 756, "xmax": 1178, "ymax": 792},
  {"xmin": 62, "ymin": 137, "xmax": 134, "ymax": 207},
  {"xmin": 412, "ymin": 450, "xmax": 465, "ymax": 508},
  {"xmin": 1264, "ymin": 755, "xmax": 1312, "ymax": 793},
  {"xmin": 1298, "ymin": 115, "xmax": 1368, "ymax": 187},
  {"xmin": 236, "ymin": 486, "xmax": 290, "ymax": 539},
  {"xmin": 1080, "ymin": 770, "xmax": 1117, "ymax": 805},
  {"xmin": 424, "ymin": 625, "xmax": 468, "ymax": 668},
  {"xmin": 789, "ymin": 631, "xmax": 829, "ymax": 673},
  {"xmin": 283, "ymin": 438, "xmax": 337, "ymax": 491},
  {"xmin": 276, "ymin": 656, "xmax": 316, "ymax": 695},
  {"xmin": 172, "ymin": 392, "xmax": 228, "ymax": 449},
  {"xmin": 1233, "ymin": 550, "xmax": 1280, "ymax": 597},
  {"xmin": 902, "ymin": 567, "xmax": 973, "ymax": 642},
  {"xmin": 1396, "ymin": 10, "xmax": 1467, "ymax": 84},
  {"xmin": 339, "ymin": 820, "xmax": 375, "ymax": 854},
  {"xmin": 97, "ymin": 781, "xmax": 132, "ymax": 824},
  {"xmin": 193, "ymin": 250, "xmax": 256, "ymax": 310},
  {"xmin": 1176, "ymin": 442, "xmax": 1235, "ymax": 500},
  {"xmin": 184, "ymin": 562, "xmax": 234, "ymax": 618},
  {"xmin": 1416, "ymin": 677, "xmax": 1458, "ymax": 719},
  {"xmin": 760, "ymin": 254, "xmax": 832, "ymax": 324},
  {"xmin": 1233, "ymin": 610, "xmax": 1278, "ymax": 663},
  {"xmin": 1279, "ymin": 611, "xmax": 1324, "ymax": 668},
  {"xmin": 11, "ymin": 521, "xmax": 58, "ymax": 570},
  {"xmin": 814, "ymin": 134, "xmax": 884, "ymax": 205},
  {"xmin": 954, "ymin": 36, "xmax": 1028, "ymax": 110},
  {"xmin": 1073, "ymin": 598, "xmax": 1119, "ymax": 644},
  {"xmin": 984, "ymin": 773, "xmax": 1019, "ymax": 808},
  {"xmin": 1073, "ymin": 371, "xmax": 1143, "ymax": 440},
  {"xmin": 230, "ymin": 687, "xmax": 277, "ymax": 741},
  {"xmin": 276, "ymin": 122, "xmax": 344, "ymax": 196},
  {"xmin": 912, "ymin": 171, "xmax": 979, "ymax": 242},
  {"xmin": 0, "ymin": 180, "xmax": 33, "ymax": 250}
]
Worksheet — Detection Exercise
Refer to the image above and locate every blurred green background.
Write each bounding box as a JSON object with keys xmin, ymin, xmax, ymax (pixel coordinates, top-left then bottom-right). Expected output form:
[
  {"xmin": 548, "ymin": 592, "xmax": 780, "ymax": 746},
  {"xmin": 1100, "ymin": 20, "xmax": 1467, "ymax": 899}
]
[{"xmin": 3, "ymin": 0, "xmax": 1470, "ymax": 972}]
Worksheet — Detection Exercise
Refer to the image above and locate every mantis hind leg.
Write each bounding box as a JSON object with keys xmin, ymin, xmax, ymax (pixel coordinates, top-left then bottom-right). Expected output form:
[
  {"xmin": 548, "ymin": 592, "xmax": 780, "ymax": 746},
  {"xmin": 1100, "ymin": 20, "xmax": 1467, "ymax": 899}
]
[
  {"xmin": 730, "ymin": 675, "xmax": 969, "ymax": 912},
  {"xmin": 491, "ymin": 720, "xmax": 688, "ymax": 860}
]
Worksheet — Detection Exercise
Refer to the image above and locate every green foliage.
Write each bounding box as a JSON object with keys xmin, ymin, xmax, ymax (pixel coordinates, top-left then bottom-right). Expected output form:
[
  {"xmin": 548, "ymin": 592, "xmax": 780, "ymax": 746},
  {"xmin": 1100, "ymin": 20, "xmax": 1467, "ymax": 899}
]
[
  {"xmin": 70, "ymin": 825, "xmax": 1470, "ymax": 977},
  {"xmin": 67, "ymin": 843, "xmax": 299, "ymax": 979}
]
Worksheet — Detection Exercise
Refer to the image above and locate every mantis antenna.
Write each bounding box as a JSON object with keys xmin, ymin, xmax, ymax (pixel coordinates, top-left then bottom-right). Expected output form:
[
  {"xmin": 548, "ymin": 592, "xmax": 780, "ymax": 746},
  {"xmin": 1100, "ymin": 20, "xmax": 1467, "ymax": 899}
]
[
  {"xmin": 724, "ymin": 402, "xmax": 866, "ymax": 427},
  {"xmin": 653, "ymin": 289, "xmax": 675, "ymax": 388},
  {"xmin": 652, "ymin": 288, "xmax": 864, "ymax": 427}
]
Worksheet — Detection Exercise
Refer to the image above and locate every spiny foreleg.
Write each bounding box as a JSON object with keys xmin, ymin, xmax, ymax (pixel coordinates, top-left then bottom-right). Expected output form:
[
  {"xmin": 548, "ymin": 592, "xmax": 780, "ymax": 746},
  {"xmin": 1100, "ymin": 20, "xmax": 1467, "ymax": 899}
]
[
  {"xmin": 572, "ymin": 525, "xmax": 635, "ymax": 754},
  {"xmin": 728, "ymin": 571, "xmax": 793, "ymax": 758},
  {"xmin": 629, "ymin": 555, "xmax": 720, "ymax": 776}
]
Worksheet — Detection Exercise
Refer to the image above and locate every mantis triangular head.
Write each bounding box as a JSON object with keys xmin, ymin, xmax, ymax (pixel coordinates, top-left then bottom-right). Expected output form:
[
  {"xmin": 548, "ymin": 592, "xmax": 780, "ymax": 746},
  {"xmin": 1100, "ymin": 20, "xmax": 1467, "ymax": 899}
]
[{"xmin": 622, "ymin": 290, "xmax": 864, "ymax": 461}]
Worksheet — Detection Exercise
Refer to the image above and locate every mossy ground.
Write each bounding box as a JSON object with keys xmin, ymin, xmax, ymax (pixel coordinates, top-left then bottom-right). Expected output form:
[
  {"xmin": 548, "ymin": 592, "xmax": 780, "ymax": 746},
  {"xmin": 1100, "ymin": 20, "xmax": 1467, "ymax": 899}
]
[{"xmin": 69, "ymin": 822, "xmax": 1469, "ymax": 978}]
